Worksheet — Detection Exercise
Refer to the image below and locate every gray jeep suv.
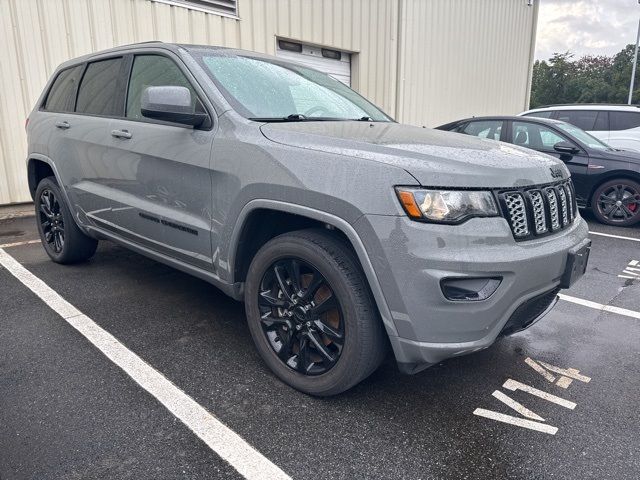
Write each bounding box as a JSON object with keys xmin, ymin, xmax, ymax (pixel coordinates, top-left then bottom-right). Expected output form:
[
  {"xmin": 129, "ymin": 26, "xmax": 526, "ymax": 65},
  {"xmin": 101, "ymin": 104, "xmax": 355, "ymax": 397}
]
[{"xmin": 26, "ymin": 42, "xmax": 590, "ymax": 395}]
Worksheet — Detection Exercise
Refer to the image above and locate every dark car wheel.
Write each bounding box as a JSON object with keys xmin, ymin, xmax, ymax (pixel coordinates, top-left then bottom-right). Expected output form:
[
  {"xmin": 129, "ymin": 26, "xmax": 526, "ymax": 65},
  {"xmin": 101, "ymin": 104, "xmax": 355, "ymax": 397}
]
[
  {"xmin": 244, "ymin": 229, "xmax": 386, "ymax": 396},
  {"xmin": 591, "ymin": 178, "xmax": 640, "ymax": 227},
  {"xmin": 35, "ymin": 176, "xmax": 98, "ymax": 264}
]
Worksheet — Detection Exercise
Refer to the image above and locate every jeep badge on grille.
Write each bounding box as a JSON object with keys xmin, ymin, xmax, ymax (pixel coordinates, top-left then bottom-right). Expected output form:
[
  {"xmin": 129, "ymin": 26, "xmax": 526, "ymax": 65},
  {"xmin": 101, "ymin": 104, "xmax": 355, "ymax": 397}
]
[{"xmin": 550, "ymin": 167, "xmax": 564, "ymax": 179}]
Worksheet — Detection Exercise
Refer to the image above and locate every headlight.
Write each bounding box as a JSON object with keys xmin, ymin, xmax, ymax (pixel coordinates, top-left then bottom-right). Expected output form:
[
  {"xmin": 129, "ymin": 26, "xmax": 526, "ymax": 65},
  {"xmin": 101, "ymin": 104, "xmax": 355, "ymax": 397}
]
[{"xmin": 395, "ymin": 188, "xmax": 499, "ymax": 223}]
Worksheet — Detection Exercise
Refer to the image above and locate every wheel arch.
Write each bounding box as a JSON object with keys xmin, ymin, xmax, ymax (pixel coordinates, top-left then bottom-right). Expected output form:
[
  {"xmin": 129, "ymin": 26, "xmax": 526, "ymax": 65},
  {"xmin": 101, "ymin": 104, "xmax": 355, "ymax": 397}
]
[
  {"xmin": 27, "ymin": 154, "xmax": 64, "ymax": 200},
  {"xmin": 228, "ymin": 200, "xmax": 398, "ymax": 338},
  {"xmin": 27, "ymin": 154, "xmax": 89, "ymax": 234}
]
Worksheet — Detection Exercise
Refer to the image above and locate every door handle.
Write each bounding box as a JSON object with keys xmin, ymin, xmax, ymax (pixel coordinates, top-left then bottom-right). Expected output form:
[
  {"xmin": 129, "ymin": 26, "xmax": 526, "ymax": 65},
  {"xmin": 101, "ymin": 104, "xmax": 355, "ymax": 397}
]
[
  {"xmin": 111, "ymin": 129, "xmax": 132, "ymax": 139},
  {"xmin": 55, "ymin": 121, "xmax": 70, "ymax": 130}
]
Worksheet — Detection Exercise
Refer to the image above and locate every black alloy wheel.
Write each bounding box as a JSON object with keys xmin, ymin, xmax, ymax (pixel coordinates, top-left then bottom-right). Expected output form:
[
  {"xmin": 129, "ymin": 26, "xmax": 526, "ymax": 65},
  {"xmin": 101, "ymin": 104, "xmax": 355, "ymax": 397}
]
[
  {"xmin": 258, "ymin": 257, "xmax": 345, "ymax": 375},
  {"xmin": 593, "ymin": 179, "xmax": 640, "ymax": 226},
  {"xmin": 244, "ymin": 230, "xmax": 386, "ymax": 396},
  {"xmin": 34, "ymin": 176, "xmax": 98, "ymax": 264},
  {"xmin": 39, "ymin": 188, "xmax": 65, "ymax": 253}
]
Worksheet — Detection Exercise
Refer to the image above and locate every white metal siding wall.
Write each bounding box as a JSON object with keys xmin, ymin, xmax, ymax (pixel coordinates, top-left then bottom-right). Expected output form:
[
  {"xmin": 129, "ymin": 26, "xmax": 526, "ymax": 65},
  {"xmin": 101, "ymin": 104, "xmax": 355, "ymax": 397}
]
[
  {"xmin": 396, "ymin": 0, "xmax": 538, "ymax": 127},
  {"xmin": 0, "ymin": 0, "xmax": 535, "ymax": 205}
]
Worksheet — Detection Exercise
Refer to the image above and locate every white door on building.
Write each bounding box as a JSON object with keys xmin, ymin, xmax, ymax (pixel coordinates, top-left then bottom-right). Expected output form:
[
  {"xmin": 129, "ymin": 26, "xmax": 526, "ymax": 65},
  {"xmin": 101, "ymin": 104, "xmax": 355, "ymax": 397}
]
[{"xmin": 275, "ymin": 40, "xmax": 351, "ymax": 86}]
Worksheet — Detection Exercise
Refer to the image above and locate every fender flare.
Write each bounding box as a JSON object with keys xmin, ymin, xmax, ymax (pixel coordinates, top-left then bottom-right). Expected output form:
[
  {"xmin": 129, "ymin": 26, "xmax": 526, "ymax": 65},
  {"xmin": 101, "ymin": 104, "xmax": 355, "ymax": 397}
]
[
  {"xmin": 27, "ymin": 154, "xmax": 65, "ymax": 198},
  {"xmin": 27, "ymin": 154, "xmax": 86, "ymax": 229},
  {"xmin": 228, "ymin": 199, "xmax": 398, "ymax": 337}
]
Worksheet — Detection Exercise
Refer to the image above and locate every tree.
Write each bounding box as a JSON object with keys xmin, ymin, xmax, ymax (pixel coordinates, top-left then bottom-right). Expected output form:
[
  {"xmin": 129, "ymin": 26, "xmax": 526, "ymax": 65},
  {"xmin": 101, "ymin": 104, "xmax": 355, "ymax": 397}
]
[{"xmin": 530, "ymin": 45, "xmax": 640, "ymax": 107}]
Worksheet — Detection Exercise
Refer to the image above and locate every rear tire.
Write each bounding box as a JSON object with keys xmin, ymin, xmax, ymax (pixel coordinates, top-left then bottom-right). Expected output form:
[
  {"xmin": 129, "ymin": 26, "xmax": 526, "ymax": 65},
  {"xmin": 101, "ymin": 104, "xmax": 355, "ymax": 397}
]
[
  {"xmin": 35, "ymin": 176, "xmax": 98, "ymax": 264},
  {"xmin": 590, "ymin": 178, "xmax": 640, "ymax": 227},
  {"xmin": 244, "ymin": 229, "xmax": 386, "ymax": 396}
]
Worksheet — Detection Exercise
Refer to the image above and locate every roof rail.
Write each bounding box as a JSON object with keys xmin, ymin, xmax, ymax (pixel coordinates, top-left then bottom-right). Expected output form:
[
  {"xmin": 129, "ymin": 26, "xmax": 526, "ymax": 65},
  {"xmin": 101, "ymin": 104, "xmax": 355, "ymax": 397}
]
[{"xmin": 534, "ymin": 103, "xmax": 640, "ymax": 109}]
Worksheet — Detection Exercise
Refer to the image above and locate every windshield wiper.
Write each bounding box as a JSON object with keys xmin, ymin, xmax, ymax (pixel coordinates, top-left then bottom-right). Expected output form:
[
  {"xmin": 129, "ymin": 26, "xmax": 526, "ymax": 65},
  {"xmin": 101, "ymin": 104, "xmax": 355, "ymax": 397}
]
[
  {"xmin": 285, "ymin": 113, "xmax": 307, "ymax": 121},
  {"xmin": 250, "ymin": 114, "xmax": 342, "ymax": 122},
  {"xmin": 249, "ymin": 114, "xmax": 377, "ymax": 123},
  {"xmin": 248, "ymin": 114, "xmax": 307, "ymax": 122},
  {"xmin": 352, "ymin": 116, "xmax": 392, "ymax": 122}
]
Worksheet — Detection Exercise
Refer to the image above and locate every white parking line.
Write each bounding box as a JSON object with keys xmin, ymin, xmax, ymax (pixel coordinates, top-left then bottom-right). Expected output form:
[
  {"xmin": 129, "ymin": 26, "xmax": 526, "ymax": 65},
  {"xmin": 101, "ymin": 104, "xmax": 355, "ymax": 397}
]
[
  {"xmin": 473, "ymin": 409, "xmax": 558, "ymax": 435},
  {"xmin": 503, "ymin": 379, "xmax": 577, "ymax": 410},
  {"xmin": 618, "ymin": 260, "xmax": 640, "ymax": 280},
  {"xmin": 524, "ymin": 357, "xmax": 556, "ymax": 383},
  {"xmin": 0, "ymin": 248, "xmax": 290, "ymax": 480},
  {"xmin": 0, "ymin": 239, "xmax": 41, "ymax": 248},
  {"xmin": 589, "ymin": 231, "xmax": 640, "ymax": 243},
  {"xmin": 492, "ymin": 390, "xmax": 545, "ymax": 421},
  {"xmin": 536, "ymin": 361, "xmax": 591, "ymax": 383},
  {"xmin": 559, "ymin": 294, "xmax": 640, "ymax": 320}
]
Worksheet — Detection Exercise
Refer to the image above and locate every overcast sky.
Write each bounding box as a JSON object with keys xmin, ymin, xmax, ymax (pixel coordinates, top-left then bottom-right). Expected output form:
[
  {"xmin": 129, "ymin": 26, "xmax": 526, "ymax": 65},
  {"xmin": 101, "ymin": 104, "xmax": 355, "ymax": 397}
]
[{"xmin": 535, "ymin": 0, "xmax": 640, "ymax": 60}]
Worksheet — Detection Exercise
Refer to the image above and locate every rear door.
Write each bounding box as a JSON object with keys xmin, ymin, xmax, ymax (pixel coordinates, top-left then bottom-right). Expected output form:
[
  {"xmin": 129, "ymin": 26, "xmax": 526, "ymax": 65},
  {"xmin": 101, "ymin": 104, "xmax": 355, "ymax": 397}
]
[
  {"xmin": 55, "ymin": 57, "xmax": 128, "ymax": 223},
  {"xmin": 35, "ymin": 64, "xmax": 85, "ymax": 162},
  {"xmin": 103, "ymin": 52, "xmax": 215, "ymax": 270},
  {"xmin": 510, "ymin": 120, "xmax": 590, "ymax": 203}
]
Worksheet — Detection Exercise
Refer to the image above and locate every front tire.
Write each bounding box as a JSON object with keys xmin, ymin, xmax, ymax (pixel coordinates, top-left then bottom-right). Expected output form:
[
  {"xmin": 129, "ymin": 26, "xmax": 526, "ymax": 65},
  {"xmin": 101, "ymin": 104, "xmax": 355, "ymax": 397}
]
[
  {"xmin": 590, "ymin": 178, "xmax": 640, "ymax": 227},
  {"xmin": 244, "ymin": 229, "xmax": 386, "ymax": 396},
  {"xmin": 35, "ymin": 176, "xmax": 98, "ymax": 264}
]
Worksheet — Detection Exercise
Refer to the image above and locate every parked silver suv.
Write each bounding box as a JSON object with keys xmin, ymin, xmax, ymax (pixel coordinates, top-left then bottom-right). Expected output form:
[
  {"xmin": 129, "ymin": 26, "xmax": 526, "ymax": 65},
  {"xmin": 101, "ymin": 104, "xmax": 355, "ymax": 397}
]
[{"xmin": 26, "ymin": 43, "xmax": 590, "ymax": 395}]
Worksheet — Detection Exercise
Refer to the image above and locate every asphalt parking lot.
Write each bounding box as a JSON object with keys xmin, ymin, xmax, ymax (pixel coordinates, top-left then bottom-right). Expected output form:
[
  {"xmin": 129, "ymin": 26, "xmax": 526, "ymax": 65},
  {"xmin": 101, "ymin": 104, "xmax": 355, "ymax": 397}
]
[{"xmin": 1, "ymin": 212, "xmax": 639, "ymax": 480}]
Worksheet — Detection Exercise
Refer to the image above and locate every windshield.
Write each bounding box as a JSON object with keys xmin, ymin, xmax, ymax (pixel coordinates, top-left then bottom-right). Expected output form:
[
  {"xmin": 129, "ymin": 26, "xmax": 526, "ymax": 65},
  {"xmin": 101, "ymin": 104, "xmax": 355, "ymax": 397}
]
[
  {"xmin": 191, "ymin": 50, "xmax": 392, "ymax": 122},
  {"xmin": 556, "ymin": 122, "xmax": 612, "ymax": 151}
]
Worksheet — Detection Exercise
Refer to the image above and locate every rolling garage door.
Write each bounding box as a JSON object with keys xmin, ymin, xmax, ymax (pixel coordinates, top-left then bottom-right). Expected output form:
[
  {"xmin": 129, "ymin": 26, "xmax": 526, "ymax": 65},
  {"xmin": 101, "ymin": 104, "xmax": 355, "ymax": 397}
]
[{"xmin": 275, "ymin": 39, "xmax": 351, "ymax": 86}]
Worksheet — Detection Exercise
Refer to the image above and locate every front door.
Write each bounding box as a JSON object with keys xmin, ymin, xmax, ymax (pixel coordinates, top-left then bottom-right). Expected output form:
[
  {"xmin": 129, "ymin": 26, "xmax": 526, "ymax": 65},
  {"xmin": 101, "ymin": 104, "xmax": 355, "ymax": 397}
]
[
  {"xmin": 101, "ymin": 53, "xmax": 215, "ymax": 270},
  {"xmin": 510, "ymin": 120, "xmax": 590, "ymax": 203}
]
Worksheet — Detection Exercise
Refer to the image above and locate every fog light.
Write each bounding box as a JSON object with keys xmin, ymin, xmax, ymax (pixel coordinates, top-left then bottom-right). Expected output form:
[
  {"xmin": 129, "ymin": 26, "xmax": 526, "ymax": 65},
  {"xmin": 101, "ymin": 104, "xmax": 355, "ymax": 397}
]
[{"xmin": 440, "ymin": 277, "xmax": 502, "ymax": 301}]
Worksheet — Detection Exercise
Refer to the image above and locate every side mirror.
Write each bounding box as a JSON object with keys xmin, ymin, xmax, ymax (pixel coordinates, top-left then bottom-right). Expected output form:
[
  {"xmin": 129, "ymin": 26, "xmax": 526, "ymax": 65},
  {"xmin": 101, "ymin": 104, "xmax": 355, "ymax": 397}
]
[
  {"xmin": 553, "ymin": 141, "xmax": 580, "ymax": 156},
  {"xmin": 141, "ymin": 86, "xmax": 208, "ymax": 127}
]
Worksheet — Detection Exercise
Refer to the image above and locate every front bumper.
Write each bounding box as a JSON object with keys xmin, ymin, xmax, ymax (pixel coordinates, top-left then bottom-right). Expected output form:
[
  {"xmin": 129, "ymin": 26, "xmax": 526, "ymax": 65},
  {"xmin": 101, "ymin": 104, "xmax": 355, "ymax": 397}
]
[{"xmin": 353, "ymin": 214, "xmax": 590, "ymax": 373}]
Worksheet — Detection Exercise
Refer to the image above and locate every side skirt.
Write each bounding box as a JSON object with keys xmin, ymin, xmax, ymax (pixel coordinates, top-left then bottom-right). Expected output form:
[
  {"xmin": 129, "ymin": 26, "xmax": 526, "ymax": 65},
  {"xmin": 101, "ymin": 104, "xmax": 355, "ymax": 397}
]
[{"xmin": 86, "ymin": 225, "xmax": 243, "ymax": 301}]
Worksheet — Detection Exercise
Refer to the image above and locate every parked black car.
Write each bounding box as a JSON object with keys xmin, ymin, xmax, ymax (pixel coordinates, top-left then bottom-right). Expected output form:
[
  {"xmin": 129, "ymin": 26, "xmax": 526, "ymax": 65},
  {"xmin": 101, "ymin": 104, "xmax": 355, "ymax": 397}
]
[{"xmin": 437, "ymin": 116, "xmax": 640, "ymax": 226}]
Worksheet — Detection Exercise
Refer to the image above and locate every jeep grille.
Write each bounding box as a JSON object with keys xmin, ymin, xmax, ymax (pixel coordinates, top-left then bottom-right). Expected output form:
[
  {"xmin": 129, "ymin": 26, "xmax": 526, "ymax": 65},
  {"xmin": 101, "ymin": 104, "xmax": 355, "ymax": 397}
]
[{"xmin": 498, "ymin": 180, "xmax": 578, "ymax": 241}]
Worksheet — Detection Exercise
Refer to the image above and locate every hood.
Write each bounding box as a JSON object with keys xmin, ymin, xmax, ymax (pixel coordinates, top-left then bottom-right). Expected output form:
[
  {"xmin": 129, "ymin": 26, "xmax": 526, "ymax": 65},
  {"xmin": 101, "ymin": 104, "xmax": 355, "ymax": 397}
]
[
  {"xmin": 598, "ymin": 148, "xmax": 640, "ymax": 164},
  {"xmin": 260, "ymin": 122, "xmax": 568, "ymax": 188}
]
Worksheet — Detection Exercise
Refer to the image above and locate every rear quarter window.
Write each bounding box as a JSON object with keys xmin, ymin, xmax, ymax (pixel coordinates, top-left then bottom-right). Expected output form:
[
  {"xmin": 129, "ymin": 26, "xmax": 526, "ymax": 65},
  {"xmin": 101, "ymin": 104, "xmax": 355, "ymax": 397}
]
[
  {"xmin": 43, "ymin": 65, "xmax": 84, "ymax": 112},
  {"xmin": 610, "ymin": 111, "xmax": 640, "ymax": 131}
]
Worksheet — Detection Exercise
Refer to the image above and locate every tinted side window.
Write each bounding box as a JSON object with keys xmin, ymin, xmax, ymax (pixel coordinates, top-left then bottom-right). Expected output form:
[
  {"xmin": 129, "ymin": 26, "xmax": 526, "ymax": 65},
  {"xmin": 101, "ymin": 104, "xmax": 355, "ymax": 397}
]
[
  {"xmin": 555, "ymin": 110, "xmax": 598, "ymax": 131},
  {"xmin": 610, "ymin": 111, "xmax": 640, "ymax": 131},
  {"xmin": 126, "ymin": 55, "xmax": 198, "ymax": 120},
  {"xmin": 43, "ymin": 65, "xmax": 84, "ymax": 112},
  {"xmin": 593, "ymin": 111, "xmax": 608, "ymax": 131},
  {"xmin": 76, "ymin": 58, "xmax": 124, "ymax": 116},
  {"xmin": 511, "ymin": 121, "xmax": 568, "ymax": 150},
  {"xmin": 462, "ymin": 120, "xmax": 503, "ymax": 140}
]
